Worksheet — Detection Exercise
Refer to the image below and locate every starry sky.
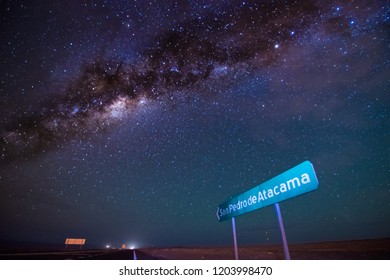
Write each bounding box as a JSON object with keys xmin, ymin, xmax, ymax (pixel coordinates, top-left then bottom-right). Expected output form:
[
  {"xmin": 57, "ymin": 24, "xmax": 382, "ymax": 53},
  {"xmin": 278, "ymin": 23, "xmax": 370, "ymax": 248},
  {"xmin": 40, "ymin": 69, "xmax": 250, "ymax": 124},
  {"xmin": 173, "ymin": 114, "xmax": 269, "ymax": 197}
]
[{"xmin": 0, "ymin": 0, "xmax": 389, "ymax": 248}]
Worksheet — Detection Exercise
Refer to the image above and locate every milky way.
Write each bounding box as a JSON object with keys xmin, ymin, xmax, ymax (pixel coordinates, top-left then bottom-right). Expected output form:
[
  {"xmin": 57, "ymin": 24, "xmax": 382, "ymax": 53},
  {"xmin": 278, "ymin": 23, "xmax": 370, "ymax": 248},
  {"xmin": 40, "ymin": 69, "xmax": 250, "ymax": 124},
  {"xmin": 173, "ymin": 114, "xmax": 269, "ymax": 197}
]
[{"xmin": 1, "ymin": 0, "xmax": 349, "ymax": 162}]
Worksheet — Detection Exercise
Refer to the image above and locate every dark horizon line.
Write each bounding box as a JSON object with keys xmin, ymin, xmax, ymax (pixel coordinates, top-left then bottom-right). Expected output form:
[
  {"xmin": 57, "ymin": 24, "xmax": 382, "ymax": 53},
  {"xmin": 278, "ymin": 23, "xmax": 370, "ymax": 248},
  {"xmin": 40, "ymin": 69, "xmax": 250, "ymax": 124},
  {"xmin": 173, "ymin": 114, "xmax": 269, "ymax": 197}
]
[{"xmin": 1, "ymin": 236, "xmax": 389, "ymax": 252}]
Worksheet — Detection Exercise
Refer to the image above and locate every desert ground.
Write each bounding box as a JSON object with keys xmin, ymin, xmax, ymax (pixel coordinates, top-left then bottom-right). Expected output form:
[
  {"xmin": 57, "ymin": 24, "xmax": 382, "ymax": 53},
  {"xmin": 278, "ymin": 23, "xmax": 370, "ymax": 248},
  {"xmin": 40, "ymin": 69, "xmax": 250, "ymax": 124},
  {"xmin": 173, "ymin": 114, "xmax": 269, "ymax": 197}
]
[
  {"xmin": 137, "ymin": 238, "xmax": 390, "ymax": 260},
  {"xmin": 0, "ymin": 238, "xmax": 388, "ymax": 260}
]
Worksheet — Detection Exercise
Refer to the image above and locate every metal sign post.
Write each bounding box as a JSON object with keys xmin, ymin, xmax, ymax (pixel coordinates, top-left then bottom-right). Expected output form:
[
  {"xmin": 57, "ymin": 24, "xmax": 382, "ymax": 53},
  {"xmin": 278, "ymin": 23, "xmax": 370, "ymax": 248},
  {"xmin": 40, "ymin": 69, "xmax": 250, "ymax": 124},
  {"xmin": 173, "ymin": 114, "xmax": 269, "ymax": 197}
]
[
  {"xmin": 216, "ymin": 161, "xmax": 319, "ymax": 222},
  {"xmin": 231, "ymin": 217, "xmax": 239, "ymax": 260},
  {"xmin": 216, "ymin": 161, "xmax": 319, "ymax": 260},
  {"xmin": 274, "ymin": 203, "xmax": 290, "ymax": 260}
]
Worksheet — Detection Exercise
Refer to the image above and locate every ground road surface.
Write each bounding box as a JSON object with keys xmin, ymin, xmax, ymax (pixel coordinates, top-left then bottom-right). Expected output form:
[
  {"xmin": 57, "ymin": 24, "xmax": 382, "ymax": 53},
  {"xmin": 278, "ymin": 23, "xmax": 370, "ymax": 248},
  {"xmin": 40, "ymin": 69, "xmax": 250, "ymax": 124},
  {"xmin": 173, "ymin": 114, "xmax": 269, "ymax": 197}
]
[{"xmin": 0, "ymin": 249, "xmax": 156, "ymax": 260}]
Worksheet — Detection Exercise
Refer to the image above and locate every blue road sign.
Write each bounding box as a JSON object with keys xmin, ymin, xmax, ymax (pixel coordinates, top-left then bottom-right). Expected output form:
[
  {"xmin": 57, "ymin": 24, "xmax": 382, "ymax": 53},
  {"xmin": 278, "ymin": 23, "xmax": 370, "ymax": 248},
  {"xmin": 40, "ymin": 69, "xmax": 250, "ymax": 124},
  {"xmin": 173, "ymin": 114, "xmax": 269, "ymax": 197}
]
[{"xmin": 216, "ymin": 161, "xmax": 319, "ymax": 222}]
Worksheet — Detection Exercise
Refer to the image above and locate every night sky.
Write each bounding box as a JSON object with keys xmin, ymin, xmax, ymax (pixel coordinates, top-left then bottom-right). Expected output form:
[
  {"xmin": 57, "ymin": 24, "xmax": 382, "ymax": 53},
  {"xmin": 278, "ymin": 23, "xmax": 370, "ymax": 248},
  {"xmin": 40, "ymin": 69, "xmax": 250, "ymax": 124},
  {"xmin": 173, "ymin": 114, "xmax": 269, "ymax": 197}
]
[{"xmin": 1, "ymin": 0, "xmax": 389, "ymax": 249}]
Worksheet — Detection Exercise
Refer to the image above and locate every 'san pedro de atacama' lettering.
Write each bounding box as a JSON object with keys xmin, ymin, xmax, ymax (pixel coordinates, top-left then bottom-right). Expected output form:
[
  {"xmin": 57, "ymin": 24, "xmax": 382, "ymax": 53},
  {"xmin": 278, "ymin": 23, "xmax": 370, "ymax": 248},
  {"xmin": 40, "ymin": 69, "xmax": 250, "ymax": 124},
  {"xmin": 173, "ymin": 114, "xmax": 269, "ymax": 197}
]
[{"xmin": 216, "ymin": 161, "xmax": 319, "ymax": 222}]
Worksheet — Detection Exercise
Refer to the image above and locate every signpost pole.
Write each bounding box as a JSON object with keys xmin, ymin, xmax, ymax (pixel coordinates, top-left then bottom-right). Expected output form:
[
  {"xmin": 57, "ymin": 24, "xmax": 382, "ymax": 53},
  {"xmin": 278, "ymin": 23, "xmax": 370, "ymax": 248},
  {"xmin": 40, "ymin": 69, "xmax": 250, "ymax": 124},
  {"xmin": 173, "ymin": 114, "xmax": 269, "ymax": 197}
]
[
  {"xmin": 274, "ymin": 203, "xmax": 291, "ymax": 260},
  {"xmin": 217, "ymin": 161, "xmax": 318, "ymax": 260},
  {"xmin": 231, "ymin": 217, "xmax": 239, "ymax": 260}
]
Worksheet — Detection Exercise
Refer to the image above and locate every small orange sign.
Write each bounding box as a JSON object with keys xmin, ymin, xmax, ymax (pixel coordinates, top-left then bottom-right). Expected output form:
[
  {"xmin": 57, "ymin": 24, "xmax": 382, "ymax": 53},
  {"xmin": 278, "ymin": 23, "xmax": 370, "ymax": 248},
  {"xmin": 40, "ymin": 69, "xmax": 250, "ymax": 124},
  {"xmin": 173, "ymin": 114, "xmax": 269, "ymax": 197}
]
[{"xmin": 65, "ymin": 238, "xmax": 86, "ymax": 245}]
